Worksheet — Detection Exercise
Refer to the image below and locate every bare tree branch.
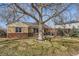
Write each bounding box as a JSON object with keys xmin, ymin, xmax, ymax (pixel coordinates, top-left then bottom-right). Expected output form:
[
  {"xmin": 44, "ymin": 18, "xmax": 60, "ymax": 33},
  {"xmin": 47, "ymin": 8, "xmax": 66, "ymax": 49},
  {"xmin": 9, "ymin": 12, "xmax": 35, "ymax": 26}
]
[
  {"xmin": 31, "ymin": 3, "xmax": 41, "ymax": 17},
  {"xmin": 16, "ymin": 14, "xmax": 25, "ymax": 21},
  {"xmin": 43, "ymin": 4, "xmax": 71, "ymax": 24},
  {"xmin": 14, "ymin": 3, "xmax": 39, "ymax": 23}
]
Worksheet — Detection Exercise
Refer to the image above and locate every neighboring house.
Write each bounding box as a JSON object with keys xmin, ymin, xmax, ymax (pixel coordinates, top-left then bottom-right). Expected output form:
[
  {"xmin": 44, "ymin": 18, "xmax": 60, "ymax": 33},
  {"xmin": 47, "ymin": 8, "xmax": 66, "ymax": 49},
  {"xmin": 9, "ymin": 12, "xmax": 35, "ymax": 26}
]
[
  {"xmin": 53, "ymin": 21, "xmax": 79, "ymax": 36},
  {"xmin": 55, "ymin": 21, "xmax": 79, "ymax": 29},
  {"xmin": 7, "ymin": 22, "xmax": 53, "ymax": 38}
]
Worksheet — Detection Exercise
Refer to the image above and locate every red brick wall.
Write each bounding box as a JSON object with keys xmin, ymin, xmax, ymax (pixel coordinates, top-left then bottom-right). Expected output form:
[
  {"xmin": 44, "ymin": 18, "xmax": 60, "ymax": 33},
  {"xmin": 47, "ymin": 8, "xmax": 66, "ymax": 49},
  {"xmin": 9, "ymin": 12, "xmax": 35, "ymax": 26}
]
[{"xmin": 7, "ymin": 33, "xmax": 28, "ymax": 39}]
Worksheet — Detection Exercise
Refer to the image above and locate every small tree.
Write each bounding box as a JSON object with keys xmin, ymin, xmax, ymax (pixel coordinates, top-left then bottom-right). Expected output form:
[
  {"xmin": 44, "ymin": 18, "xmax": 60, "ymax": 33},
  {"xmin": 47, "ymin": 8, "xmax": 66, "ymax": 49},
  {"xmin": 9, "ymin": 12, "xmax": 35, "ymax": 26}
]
[
  {"xmin": 70, "ymin": 27, "xmax": 79, "ymax": 37},
  {"xmin": 53, "ymin": 10, "xmax": 73, "ymax": 37}
]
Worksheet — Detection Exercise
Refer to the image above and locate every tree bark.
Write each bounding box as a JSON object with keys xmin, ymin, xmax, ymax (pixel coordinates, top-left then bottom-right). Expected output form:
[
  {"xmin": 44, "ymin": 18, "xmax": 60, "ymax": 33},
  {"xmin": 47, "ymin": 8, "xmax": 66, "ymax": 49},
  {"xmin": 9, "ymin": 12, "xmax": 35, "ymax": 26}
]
[
  {"xmin": 38, "ymin": 22, "xmax": 43, "ymax": 41},
  {"xmin": 37, "ymin": 4, "xmax": 43, "ymax": 41}
]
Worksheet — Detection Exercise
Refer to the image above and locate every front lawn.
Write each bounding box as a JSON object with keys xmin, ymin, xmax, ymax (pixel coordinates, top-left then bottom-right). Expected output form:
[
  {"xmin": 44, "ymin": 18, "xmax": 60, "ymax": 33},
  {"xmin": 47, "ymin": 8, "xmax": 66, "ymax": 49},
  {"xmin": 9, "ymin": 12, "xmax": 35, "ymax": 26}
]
[{"xmin": 0, "ymin": 37, "xmax": 79, "ymax": 56}]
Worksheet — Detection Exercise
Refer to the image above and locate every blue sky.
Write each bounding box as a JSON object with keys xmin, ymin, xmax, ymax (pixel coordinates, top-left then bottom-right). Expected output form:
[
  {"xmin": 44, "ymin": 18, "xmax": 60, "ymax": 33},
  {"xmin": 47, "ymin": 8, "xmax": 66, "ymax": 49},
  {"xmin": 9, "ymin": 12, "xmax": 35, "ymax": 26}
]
[
  {"xmin": 46, "ymin": 4, "xmax": 77, "ymax": 27},
  {"xmin": 0, "ymin": 4, "xmax": 78, "ymax": 29}
]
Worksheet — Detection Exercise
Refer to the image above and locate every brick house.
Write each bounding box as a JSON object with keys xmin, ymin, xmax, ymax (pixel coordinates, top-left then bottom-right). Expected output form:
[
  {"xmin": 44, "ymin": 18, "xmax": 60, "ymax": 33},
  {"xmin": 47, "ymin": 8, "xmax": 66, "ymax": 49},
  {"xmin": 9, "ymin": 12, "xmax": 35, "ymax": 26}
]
[
  {"xmin": 7, "ymin": 22, "xmax": 53, "ymax": 38},
  {"xmin": 54, "ymin": 21, "xmax": 79, "ymax": 36}
]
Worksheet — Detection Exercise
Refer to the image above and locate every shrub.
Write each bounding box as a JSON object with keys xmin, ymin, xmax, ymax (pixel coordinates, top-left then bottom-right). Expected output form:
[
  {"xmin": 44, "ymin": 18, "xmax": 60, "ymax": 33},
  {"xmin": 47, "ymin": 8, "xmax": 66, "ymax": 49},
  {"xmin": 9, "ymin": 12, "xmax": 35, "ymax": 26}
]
[
  {"xmin": 70, "ymin": 28, "xmax": 79, "ymax": 37},
  {"xmin": 0, "ymin": 30, "xmax": 6, "ymax": 38}
]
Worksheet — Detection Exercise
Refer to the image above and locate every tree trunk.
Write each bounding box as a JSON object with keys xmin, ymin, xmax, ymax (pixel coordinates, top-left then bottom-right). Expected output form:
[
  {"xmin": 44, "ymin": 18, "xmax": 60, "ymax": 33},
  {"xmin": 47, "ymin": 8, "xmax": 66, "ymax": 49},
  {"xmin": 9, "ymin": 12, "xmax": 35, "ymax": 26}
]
[
  {"xmin": 37, "ymin": 4, "xmax": 44, "ymax": 41},
  {"xmin": 38, "ymin": 23, "xmax": 43, "ymax": 41}
]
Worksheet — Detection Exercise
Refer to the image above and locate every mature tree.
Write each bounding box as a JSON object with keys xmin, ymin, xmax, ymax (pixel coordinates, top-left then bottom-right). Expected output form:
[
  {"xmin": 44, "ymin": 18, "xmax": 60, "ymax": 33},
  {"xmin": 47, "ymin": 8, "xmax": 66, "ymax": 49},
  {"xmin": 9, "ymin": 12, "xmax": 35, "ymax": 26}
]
[
  {"xmin": 13, "ymin": 3, "xmax": 71, "ymax": 41},
  {"xmin": 0, "ymin": 3, "xmax": 71, "ymax": 41}
]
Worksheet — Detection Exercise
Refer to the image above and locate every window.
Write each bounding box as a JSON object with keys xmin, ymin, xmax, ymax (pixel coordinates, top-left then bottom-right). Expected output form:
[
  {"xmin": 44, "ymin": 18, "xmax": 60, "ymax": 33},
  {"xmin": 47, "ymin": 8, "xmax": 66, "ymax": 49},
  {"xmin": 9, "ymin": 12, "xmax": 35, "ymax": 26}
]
[
  {"xmin": 33, "ymin": 28, "xmax": 38, "ymax": 33},
  {"xmin": 15, "ymin": 27, "xmax": 21, "ymax": 32}
]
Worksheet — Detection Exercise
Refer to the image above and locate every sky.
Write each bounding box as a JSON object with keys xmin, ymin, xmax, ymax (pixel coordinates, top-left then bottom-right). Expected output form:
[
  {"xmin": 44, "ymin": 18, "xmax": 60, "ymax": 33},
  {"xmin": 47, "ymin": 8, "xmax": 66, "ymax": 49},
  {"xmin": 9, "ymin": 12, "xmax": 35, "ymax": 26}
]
[
  {"xmin": 0, "ymin": 4, "xmax": 78, "ymax": 29},
  {"xmin": 46, "ymin": 4, "xmax": 77, "ymax": 28}
]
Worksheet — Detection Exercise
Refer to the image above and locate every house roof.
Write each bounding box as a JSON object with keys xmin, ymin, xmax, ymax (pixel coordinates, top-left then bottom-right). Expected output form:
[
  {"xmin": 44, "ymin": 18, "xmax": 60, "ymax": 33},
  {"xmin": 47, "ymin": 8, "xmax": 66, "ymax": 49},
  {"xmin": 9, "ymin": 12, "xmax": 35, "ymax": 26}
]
[
  {"xmin": 7, "ymin": 21, "xmax": 51, "ymax": 29},
  {"xmin": 56, "ymin": 21, "xmax": 79, "ymax": 25},
  {"xmin": 55, "ymin": 21, "xmax": 79, "ymax": 29}
]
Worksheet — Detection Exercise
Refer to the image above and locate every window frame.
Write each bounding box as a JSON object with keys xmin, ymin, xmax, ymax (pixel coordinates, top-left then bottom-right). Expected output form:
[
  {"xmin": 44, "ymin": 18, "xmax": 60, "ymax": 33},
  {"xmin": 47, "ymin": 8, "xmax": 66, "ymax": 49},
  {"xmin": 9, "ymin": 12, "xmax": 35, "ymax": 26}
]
[
  {"xmin": 33, "ymin": 28, "xmax": 38, "ymax": 33},
  {"xmin": 15, "ymin": 27, "xmax": 22, "ymax": 33}
]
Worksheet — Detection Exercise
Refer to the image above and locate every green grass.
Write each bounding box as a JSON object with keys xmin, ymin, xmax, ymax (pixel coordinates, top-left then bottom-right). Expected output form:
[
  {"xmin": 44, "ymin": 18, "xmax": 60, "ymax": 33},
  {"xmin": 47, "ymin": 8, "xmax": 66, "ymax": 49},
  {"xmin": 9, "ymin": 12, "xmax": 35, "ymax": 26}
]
[{"xmin": 0, "ymin": 38, "xmax": 79, "ymax": 56}]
